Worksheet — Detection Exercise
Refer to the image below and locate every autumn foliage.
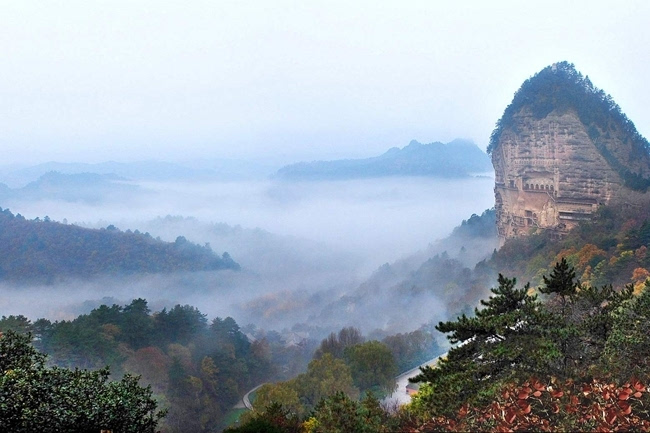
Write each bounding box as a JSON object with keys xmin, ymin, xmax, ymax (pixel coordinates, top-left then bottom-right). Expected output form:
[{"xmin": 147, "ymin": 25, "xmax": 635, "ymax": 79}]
[
  {"xmin": 411, "ymin": 376, "xmax": 650, "ymax": 432},
  {"xmin": 406, "ymin": 258, "xmax": 650, "ymax": 432}
]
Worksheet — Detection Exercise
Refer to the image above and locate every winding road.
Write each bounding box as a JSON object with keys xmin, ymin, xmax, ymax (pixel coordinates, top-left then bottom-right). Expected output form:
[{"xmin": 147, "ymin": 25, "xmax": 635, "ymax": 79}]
[
  {"xmin": 241, "ymin": 383, "xmax": 264, "ymax": 410},
  {"xmin": 382, "ymin": 353, "xmax": 446, "ymax": 406},
  {"xmin": 237, "ymin": 352, "xmax": 447, "ymax": 411}
]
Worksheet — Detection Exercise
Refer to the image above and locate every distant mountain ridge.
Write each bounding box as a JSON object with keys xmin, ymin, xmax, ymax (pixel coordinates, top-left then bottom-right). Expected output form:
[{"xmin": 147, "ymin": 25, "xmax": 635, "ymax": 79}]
[
  {"xmin": 275, "ymin": 139, "xmax": 492, "ymax": 180},
  {"xmin": 0, "ymin": 161, "xmax": 215, "ymax": 187},
  {"xmin": 0, "ymin": 171, "xmax": 138, "ymax": 204},
  {"xmin": 0, "ymin": 158, "xmax": 284, "ymax": 187}
]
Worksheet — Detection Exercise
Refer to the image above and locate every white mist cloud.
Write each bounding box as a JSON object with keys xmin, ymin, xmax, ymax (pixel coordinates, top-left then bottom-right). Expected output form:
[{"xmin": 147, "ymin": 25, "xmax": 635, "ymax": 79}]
[{"xmin": 1, "ymin": 176, "xmax": 495, "ymax": 334}]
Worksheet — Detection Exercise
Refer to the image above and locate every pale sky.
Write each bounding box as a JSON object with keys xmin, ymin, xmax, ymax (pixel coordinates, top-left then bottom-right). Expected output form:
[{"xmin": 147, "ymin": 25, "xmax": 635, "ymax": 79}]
[{"xmin": 1, "ymin": 0, "xmax": 649, "ymax": 164}]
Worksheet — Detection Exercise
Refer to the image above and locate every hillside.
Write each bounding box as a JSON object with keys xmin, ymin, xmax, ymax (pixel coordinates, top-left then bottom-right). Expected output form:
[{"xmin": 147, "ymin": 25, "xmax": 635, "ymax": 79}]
[
  {"xmin": 275, "ymin": 139, "xmax": 491, "ymax": 180},
  {"xmin": 306, "ymin": 209, "xmax": 499, "ymax": 332},
  {"xmin": 0, "ymin": 208, "xmax": 239, "ymax": 282},
  {"xmin": 491, "ymin": 197, "xmax": 650, "ymax": 290}
]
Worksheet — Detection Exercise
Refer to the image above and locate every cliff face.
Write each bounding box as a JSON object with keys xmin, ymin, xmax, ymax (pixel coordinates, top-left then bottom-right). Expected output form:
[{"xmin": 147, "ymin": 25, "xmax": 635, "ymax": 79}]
[
  {"xmin": 490, "ymin": 62, "xmax": 650, "ymax": 242},
  {"xmin": 493, "ymin": 109, "xmax": 622, "ymax": 240}
]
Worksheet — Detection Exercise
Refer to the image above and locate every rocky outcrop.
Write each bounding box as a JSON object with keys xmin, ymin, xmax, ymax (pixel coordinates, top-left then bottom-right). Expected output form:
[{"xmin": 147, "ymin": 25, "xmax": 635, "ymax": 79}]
[
  {"xmin": 493, "ymin": 109, "xmax": 622, "ymax": 240},
  {"xmin": 490, "ymin": 62, "xmax": 650, "ymax": 242}
]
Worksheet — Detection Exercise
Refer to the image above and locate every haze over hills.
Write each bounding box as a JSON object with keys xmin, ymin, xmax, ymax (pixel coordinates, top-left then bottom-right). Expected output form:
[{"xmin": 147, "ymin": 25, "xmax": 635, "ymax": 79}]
[
  {"xmin": 0, "ymin": 158, "xmax": 283, "ymax": 188},
  {"xmin": 3, "ymin": 0, "xmax": 650, "ymax": 428},
  {"xmin": 275, "ymin": 139, "xmax": 492, "ymax": 180},
  {"xmin": 6, "ymin": 61, "xmax": 650, "ymax": 433},
  {"xmin": 306, "ymin": 209, "xmax": 499, "ymax": 332},
  {"xmin": 0, "ymin": 171, "xmax": 138, "ymax": 204},
  {"xmin": 221, "ymin": 62, "xmax": 650, "ymax": 432}
]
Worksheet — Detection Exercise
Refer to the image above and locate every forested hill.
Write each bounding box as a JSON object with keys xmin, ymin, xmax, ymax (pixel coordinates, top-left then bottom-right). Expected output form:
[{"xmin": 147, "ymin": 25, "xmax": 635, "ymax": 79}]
[
  {"xmin": 0, "ymin": 208, "xmax": 239, "ymax": 282},
  {"xmin": 275, "ymin": 139, "xmax": 492, "ymax": 180}
]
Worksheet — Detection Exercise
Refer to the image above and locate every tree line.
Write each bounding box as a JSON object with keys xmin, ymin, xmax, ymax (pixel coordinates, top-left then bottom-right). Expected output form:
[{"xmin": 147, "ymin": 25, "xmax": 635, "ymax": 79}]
[
  {"xmin": 227, "ymin": 259, "xmax": 650, "ymax": 432},
  {"xmin": 1, "ymin": 301, "xmax": 269, "ymax": 432},
  {"xmin": 0, "ymin": 299, "xmax": 440, "ymax": 432}
]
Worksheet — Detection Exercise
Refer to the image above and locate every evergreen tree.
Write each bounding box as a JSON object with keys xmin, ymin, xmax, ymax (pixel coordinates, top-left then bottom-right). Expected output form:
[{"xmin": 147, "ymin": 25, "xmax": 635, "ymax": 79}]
[
  {"xmin": 540, "ymin": 257, "xmax": 578, "ymax": 313},
  {"xmin": 602, "ymin": 280, "xmax": 650, "ymax": 380},
  {"xmin": 411, "ymin": 274, "xmax": 552, "ymax": 415},
  {"xmin": 0, "ymin": 331, "xmax": 165, "ymax": 432}
]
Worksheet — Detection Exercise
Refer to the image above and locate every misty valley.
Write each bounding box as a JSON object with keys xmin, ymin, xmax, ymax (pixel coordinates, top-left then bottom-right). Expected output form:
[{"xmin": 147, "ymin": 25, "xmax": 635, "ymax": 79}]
[
  {"xmin": 6, "ymin": 61, "xmax": 650, "ymax": 433},
  {"xmin": 0, "ymin": 173, "xmax": 495, "ymax": 330},
  {"xmin": 0, "ymin": 161, "xmax": 500, "ymax": 431}
]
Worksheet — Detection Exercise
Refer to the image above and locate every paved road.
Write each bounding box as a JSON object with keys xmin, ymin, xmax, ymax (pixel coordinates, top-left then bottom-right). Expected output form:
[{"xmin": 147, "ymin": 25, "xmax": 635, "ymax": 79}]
[
  {"xmin": 382, "ymin": 353, "xmax": 446, "ymax": 406},
  {"xmin": 238, "ymin": 352, "xmax": 447, "ymax": 411},
  {"xmin": 241, "ymin": 383, "xmax": 264, "ymax": 410}
]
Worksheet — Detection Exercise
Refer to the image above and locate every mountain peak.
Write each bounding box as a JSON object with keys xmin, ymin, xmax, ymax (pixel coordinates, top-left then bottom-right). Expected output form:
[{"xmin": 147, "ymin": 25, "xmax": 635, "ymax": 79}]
[
  {"xmin": 490, "ymin": 61, "xmax": 650, "ymax": 188},
  {"xmin": 276, "ymin": 139, "xmax": 491, "ymax": 180},
  {"xmin": 489, "ymin": 61, "xmax": 636, "ymax": 149},
  {"xmin": 491, "ymin": 62, "xmax": 650, "ymax": 241}
]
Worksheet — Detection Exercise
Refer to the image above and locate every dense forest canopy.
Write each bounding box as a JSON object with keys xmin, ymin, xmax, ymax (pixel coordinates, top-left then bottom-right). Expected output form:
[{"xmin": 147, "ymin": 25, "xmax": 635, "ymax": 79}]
[
  {"xmin": 0, "ymin": 302, "xmax": 272, "ymax": 432},
  {"xmin": 225, "ymin": 261, "xmax": 650, "ymax": 432},
  {"xmin": 4, "ymin": 203, "xmax": 650, "ymax": 432},
  {"xmin": 491, "ymin": 199, "xmax": 650, "ymax": 290},
  {"xmin": 228, "ymin": 200, "xmax": 650, "ymax": 431},
  {"xmin": 5, "ymin": 59, "xmax": 650, "ymax": 428},
  {"xmin": 0, "ymin": 331, "xmax": 166, "ymax": 433},
  {"xmin": 0, "ymin": 301, "xmax": 440, "ymax": 432}
]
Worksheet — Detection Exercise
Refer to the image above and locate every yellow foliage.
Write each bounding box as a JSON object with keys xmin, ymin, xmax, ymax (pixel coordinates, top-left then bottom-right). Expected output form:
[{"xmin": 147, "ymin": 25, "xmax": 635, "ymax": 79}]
[
  {"xmin": 633, "ymin": 281, "xmax": 646, "ymax": 296},
  {"xmin": 166, "ymin": 343, "xmax": 193, "ymax": 369},
  {"xmin": 576, "ymin": 244, "xmax": 606, "ymax": 269},
  {"xmin": 555, "ymin": 248, "xmax": 577, "ymax": 264},
  {"xmin": 303, "ymin": 417, "xmax": 319, "ymax": 433},
  {"xmin": 620, "ymin": 250, "xmax": 634, "ymax": 260}
]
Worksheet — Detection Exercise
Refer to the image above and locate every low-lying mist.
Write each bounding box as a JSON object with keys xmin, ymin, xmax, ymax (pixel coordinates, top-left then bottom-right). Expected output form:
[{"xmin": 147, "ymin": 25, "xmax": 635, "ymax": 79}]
[{"xmin": 0, "ymin": 176, "xmax": 495, "ymax": 336}]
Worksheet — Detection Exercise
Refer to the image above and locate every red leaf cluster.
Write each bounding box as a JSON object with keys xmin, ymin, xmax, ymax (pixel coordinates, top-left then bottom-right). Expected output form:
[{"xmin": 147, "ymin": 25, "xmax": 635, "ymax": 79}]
[{"xmin": 414, "ymin": 376, "xmax": 650, "ymax": 432}]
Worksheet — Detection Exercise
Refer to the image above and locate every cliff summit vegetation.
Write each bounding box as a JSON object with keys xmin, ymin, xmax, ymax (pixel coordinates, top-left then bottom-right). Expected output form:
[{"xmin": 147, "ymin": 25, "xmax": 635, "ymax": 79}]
[{"xmin": 488, "ymin": 61, "xmax": 650, "ymax": 191}]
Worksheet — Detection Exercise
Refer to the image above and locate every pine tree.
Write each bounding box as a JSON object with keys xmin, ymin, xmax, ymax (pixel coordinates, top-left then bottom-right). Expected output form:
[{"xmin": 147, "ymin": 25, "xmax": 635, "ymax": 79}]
[{"xmin": 410, "ymin": 275, "xmax": 552, "ymax": 415}]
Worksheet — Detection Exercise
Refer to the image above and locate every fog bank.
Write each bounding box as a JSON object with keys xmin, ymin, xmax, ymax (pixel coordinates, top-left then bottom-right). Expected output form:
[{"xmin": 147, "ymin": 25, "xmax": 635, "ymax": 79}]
[{"xmin": 1, "ymin": 176, "xmax": 495, "ymax": 334}]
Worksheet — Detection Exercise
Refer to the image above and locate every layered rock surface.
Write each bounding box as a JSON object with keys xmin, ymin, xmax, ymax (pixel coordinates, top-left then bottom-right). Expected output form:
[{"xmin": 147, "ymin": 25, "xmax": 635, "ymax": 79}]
[{"xmin": 493, "ymin": 109, "xmax": 622, "ymax": 240}]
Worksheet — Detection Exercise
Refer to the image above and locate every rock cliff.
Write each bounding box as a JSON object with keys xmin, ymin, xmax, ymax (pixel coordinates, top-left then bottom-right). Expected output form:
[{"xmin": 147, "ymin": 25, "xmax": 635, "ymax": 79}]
[{"xmin": 490, "ymin": 62, "xmax": 650, "ymax": 242}]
